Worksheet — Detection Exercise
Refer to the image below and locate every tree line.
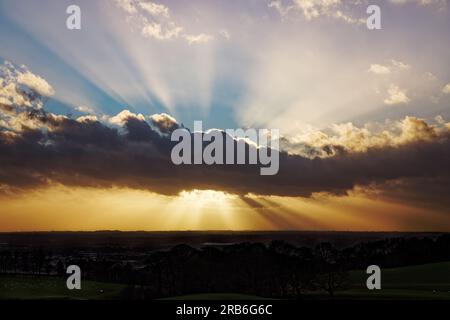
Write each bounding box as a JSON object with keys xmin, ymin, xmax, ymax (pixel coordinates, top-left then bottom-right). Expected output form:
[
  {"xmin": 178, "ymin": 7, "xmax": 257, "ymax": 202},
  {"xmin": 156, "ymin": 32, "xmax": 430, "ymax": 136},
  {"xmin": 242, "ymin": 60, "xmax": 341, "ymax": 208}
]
[{"xmin": 0, "ymin": 234, "xmax": 449, "ymax": 299}]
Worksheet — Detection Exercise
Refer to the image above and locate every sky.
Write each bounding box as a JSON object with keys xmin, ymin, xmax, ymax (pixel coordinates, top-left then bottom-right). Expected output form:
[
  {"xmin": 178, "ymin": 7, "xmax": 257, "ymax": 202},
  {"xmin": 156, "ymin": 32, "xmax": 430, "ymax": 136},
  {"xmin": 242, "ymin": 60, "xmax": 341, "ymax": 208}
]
[{"xmin": 0, "ymin": 0, "xmax": 450, "ymax": 231}]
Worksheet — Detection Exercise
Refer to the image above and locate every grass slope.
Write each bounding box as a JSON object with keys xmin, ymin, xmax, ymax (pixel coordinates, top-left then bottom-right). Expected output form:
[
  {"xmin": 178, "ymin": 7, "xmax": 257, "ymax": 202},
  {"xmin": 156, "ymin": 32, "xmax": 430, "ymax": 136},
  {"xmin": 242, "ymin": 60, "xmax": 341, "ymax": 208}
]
[
  {"xmin": 340, "ymin": 261, "xmax": 450, "ymax": 299},
  {"xmin": 0, "ymin": 275, "xmax": 124, "ymax": 300},
  {"xmin": 1, "ymin": 262, "xmax": 449, "ymax": 300}
]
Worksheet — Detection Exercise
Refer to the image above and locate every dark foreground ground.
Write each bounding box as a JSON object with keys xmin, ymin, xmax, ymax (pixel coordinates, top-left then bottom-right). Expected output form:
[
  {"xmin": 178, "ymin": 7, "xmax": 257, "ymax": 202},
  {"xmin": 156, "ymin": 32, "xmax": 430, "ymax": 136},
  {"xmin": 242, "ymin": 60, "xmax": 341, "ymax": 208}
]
[
  {"xmin": 1, "ymin": 262, "xmax": 450, "ymax": 300},
  {"xmin": 0, "ymin": 231, "xmax": 449, "ymax": 300}
]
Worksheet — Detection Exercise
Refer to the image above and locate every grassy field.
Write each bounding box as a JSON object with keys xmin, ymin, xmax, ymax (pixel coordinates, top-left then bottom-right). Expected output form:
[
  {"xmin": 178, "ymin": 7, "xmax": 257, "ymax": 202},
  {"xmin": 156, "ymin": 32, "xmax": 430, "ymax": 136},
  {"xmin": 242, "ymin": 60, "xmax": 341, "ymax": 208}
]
[
  {"xmin": 338, "ymin": 261, "xmax": 450, "ymax": 299},
  {"xmin": 1, "ymin": 261, "xmax": 449, "ymax": 300},
  {"xmin": 0, "ymin": 275, "xmax": 125, "ymax": 300}
]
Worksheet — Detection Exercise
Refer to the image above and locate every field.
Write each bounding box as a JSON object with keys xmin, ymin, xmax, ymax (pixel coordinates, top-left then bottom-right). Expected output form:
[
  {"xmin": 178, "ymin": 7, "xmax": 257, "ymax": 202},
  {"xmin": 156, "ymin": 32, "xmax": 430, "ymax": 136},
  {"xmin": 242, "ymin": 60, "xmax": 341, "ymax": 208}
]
[
  {"xmin": 0, "ymin": 262, "xmax": 449, "ymax": 300},
  {"xmin": 0, "ymin": 275, "xmax": 125, "ymax": 300},
  {"xmin": 340, "ymin": 262, "xmax": 450, "ymax": 299}
]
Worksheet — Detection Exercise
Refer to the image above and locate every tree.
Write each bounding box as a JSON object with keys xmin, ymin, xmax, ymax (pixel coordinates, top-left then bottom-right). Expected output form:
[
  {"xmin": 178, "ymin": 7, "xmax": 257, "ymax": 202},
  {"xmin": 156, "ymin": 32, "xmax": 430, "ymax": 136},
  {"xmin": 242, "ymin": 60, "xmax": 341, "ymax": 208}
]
[{"xmin": 315, "ymin": 264, "xmax": 348, "ymax": 297}]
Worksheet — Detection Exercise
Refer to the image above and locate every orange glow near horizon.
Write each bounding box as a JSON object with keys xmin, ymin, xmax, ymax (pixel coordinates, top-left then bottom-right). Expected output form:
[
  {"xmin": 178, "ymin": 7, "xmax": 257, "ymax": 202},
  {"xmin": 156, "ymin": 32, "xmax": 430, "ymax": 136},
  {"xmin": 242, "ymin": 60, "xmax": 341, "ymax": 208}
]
[{"xmin": 0, "ymin": 186, "xmax": 449, "ymax": 232}]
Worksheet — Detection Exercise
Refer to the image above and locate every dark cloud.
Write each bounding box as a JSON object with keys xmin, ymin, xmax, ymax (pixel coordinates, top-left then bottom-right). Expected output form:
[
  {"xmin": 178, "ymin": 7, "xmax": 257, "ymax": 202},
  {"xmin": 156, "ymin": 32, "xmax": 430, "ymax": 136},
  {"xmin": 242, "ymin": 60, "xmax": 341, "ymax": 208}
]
[
  {"xmin": 1, "ymin": 59, "xmax": 449, "ymax": 199},
  {"xmin": 1, "ymin": 104, "xmax": 450, "ymax": 199}
]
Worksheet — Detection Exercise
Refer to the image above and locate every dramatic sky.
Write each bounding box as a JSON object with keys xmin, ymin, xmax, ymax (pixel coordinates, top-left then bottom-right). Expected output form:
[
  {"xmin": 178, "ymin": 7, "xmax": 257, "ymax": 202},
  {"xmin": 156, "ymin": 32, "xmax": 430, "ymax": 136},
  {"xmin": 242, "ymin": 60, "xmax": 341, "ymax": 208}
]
[{"xmin": 0, "ymin": 0, "xmax": 450, "ymax": 231}]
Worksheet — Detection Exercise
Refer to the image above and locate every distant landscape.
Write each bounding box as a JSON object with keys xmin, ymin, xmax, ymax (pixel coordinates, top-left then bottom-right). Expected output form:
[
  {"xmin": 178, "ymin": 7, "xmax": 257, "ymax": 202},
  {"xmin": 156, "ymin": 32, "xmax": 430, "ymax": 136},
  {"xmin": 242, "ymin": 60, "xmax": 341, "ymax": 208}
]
[{"xmin": 0, "ymin": 231, "xmax": 449, "ymax": 300}]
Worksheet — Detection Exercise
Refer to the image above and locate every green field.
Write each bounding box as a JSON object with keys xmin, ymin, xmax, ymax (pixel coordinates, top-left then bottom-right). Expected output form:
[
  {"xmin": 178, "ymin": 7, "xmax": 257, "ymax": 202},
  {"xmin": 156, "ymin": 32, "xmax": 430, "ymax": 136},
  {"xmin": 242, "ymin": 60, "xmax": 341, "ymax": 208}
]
[
  {"xmin": 1, "ymin": 261, "xmax": 449, "ymax": 300},
  {"xmin": 338, "ymin": 261, "xmax": 450, "ymax": 299},
  {"xmin": 0, "ymin": 275, "xmax": 125, "ymax": 300}
]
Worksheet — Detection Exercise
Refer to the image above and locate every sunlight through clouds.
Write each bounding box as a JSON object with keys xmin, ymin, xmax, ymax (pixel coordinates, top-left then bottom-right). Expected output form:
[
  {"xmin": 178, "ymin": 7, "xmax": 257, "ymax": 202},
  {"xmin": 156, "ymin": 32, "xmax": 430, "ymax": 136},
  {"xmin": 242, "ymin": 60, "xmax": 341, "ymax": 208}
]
[
  {"xmin": 1, "ymin": 0, "xmax": 450, "ymax": 232},
  {"xmin": 2, "ymin": 0, "xmax": 217, "ymax": 116}
]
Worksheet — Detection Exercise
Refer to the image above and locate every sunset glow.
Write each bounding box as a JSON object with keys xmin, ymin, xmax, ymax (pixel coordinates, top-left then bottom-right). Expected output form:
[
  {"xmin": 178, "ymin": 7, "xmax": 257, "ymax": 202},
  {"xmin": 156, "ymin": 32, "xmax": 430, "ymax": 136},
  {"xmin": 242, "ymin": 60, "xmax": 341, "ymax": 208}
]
[{"xmin": 1, "ymin": 0, "xmax": 450, "ymax": 232}]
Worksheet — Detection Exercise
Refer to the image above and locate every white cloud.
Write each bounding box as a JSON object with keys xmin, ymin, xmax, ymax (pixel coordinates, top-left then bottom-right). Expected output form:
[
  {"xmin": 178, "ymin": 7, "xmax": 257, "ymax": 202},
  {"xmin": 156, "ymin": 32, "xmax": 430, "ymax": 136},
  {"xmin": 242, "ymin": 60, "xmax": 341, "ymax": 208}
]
[
  {"xmin": 369, "ymin": 60, "xmax": 411, "ymax": 75},
  {"xmin": 391, "ymin": 59, "xmax": 411, "ymax": 70},
  {"xmin": 268, "ymin": 0, "xmax": 295, "ymax": 16},
  {"xmin": 0, "ymin": 61, "xmax": 61, "ymax": 132},
  {"xmin": 149, "ymin": 112, "xmax": 177, "ymax": 124},
  {"xmin": 269, "ymin": 0, "xmax": 364, "ymax": 24},
  {"xmin": 333, "ymin": 10, "xmax": 365, "ymax": 24},
  {"xmin": 0, "ymin": 61, "xmax": 54, "ymax": 109},
  {"xmin": 149, "ymin": 112, "xmax": 179, "ymax": 133},
  {"xmin": 281, "ymin": 116, "xmax": 446, "ymax": 157},
  {"xmin": 17, "ymin": 71, "xmax": 55, "ymax": 97},
  {"xmin": 75, "ymin": 105, "xmax": 95, "ymax": 114},
  {"xmin": 294, "ymin": 0, "xmax": 341, "ymax": 20},
  {"xmin": 384, "ymin": 84, "xmax": 410, "ymax": 105},
  {"xmin": 139, "ymin": 1, "xmax": 169, "ymax": 17},
  {"xmin": 443, "ymin": 83, "xmax": 450, "ymax": 94},
  {"xmin": 115, "ymin": 0, "xmax": 138, "ymax": 14},
  {"xmin": 109, "ymin": 109, "xmax": 145, "ymax": 126},
  {"xmin": 184, "ymin": 33, "xmax": 214, "ymax": 45},
  {"xmin": 77, "ymin": 115, "xmax": 98, "ymax": 123},
  {"xmin": 115, "ymin": 0, "xmax": 213, "ymax": 44},
  {"xmin": 0, "ymin": 82, "xmax": 27, "ymax": 107},
  {"xmin": 369, "ymin": 64, "xmax": 391, "ymax": 75},
  {"xmin": 142, "ymin": 22, "xmax": 183, "ymax": 40}
]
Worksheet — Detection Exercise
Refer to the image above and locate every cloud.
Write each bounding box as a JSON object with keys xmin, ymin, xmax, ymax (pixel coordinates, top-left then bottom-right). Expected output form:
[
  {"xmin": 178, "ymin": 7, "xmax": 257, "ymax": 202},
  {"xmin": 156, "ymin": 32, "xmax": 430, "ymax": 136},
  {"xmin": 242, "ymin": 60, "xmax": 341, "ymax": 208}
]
[
  {"xmin": 0, "ymin": 81, "xmax": 28, "ymax": 107},
  {"xmin": 281, "ymin": 116, "xmax": 444, "ymax": 157},
  {"xmin": 388, "ymin": 0, "xmax": 446, "ymax": 6},
  {"xmin": 369, "ymin": 60, "xmax": 411, "ymax": 75},
  {"xmin": 115, "ymin": 0, "xmax": 138, "ymax": 14},
  {"xmin": 149, "ymin": 113, "xmax": 180, "ymax": 134},
  {"xmin": 384, "ymin": 84, "xmax": 410, "ymax": 105},
  {"xmin": 108, "ymin": 109, "xmax": 146, "ymax": 126},
  {"xmin": 367, "ymin": 59, "xmax": 448, "ymax": 108},
  {"xmin": 76, "ymin": 115, "xmax": 98, "ymax": 123},
  {"xmin": 75, "ymin": 105, "xmax": 95, "ymax": 114},
  {"xmin": 2, "ymin": 79, "xmax": 450, "ymax": 199},
  {"xmin": 268, "ymin": 0, "xmax": 295, "ymax": 16},
  {"xmin": 184, "ymin": 33, "xmax": 214, "ymax": 45},
  {"xmin": 269, "ymin": 0, "xmax": 365, "ymax": 24},
  {"xmin": 293, "ymin": 0, "xmax": 342, "ymax": 20},
  {"xmin": 2, "ymin": 61, "xmax": 450, "ymax": 204},
  {"xmin": 0, "ymin": 61, "xmax": 54, "ymax": 110},
  {"xmin": 369, "ymin": 64, "xmax": 391, "ymax": 75},
  {"xmin": 1, "ymin": 111, "xmax": 449, "ymax": 198},
  {"xmin": 139, "ymin": 1, "xmax": 169, "ymax": 17},
  {"xmin": 16, "ymin": 71, "xmax": 54, "ymax": 97},
  {"xmin": 332, "ymin": 10, "xmax": 365, "ymax": 24},
  {"xmin": 115, "ymin": 0, "xmax": 212, "ymax": 44},
  {"xmin": 443, "ymin": 83, "xmax": 450, "ymax": 94},
  {"xmin": 391, "ymin": 59, "xmax": 411, "ymax": 70},
  {"xmin": 141, "ymin": 22, "xmax": 183, "ymax": 40},
  {"xmin": 269, "ymin": 0, "xmax": 445, "ymax": 25}
]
